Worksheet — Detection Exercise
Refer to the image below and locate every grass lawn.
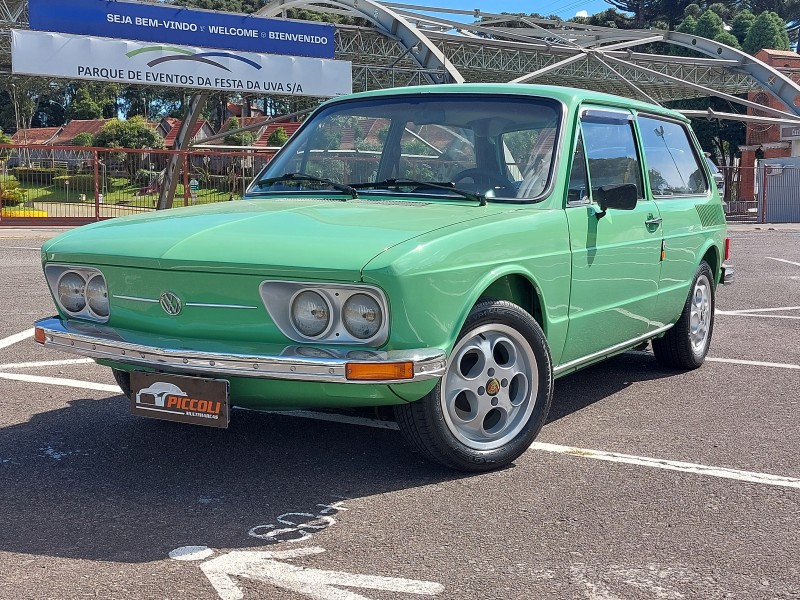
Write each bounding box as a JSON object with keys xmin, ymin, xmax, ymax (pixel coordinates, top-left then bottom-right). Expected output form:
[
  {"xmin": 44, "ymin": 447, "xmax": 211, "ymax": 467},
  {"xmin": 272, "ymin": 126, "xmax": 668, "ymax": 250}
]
[{"xmin": 17, "ymin": 182, "xmax": 236, "ymax": 208}]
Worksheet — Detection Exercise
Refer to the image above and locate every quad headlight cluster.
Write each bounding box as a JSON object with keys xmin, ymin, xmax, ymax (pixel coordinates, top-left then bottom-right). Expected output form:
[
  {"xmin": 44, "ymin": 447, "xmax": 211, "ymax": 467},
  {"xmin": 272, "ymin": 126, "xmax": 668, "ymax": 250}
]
[
  {"xmin": 45, "ymin": 265, "xmax": 109, "ymax": 322},
  {"xmin": 261, "ymin": 281, "xmax": 389, "ymax": 345}
]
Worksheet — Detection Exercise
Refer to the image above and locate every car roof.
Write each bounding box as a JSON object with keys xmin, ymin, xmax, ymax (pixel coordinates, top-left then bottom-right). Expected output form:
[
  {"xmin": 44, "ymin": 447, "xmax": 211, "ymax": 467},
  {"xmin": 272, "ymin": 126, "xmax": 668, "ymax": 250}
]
[{"xmin": 321, "ymin": 83, "xmax": 689, "ymax": 123}]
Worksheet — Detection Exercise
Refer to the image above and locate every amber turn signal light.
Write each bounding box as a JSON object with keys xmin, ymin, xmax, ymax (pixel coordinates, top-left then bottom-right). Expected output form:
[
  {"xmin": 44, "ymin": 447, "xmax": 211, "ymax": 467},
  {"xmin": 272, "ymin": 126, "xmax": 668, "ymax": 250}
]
[
  {"xmin": 345, "ymin": 361, "xmax": 414, "ymax": 381},
  {"xmin": 34, "ymin": 327, "xmax": 46, "ymax": 344}
]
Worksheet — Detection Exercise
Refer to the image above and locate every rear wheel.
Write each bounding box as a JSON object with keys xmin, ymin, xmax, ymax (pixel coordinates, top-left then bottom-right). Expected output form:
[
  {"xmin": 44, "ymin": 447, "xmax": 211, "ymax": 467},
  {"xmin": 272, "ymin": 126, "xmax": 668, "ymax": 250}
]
[
  {"xmin": 395, "ymin": 300, "xmax": 553, "ymax": 472},
  {"xmin": 652, "ymin": 261, "xmax": 715, "ymax": 369}
]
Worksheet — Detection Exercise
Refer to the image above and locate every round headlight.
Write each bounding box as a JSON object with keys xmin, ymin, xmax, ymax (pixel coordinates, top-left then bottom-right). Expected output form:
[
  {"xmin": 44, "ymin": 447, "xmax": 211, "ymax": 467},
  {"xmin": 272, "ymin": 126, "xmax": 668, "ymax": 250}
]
[
  {"xmin": 57, "ymin": 271, "xmax": 87, "ymax": 313},
  {"xmin": 290, "ymin": 291, "xmax": 330, "ymax": 337},
  {"xmin": 86, "ymin": 275, "xmax": 109, "ymax": 317},
  {"xmin": 342, "ymin": 294, "xmax": 382, "ymax": 339}
]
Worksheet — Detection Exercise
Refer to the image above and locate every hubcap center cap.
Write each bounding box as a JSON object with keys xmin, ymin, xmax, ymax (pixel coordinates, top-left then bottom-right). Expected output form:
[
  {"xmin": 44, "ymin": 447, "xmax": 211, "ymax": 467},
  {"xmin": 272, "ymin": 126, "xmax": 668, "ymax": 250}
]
[{"xmin": 486, "ymin": 378, "xmax": 501, "ymax": 396}]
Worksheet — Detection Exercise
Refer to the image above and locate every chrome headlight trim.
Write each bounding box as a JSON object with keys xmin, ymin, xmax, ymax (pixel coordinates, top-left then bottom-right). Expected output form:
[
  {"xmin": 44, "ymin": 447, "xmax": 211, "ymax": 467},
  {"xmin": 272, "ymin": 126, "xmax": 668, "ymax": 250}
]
[
  {"xmin": 289, "ymin": 289, "xmax": 334, "ymax": 339},
  {"xmin": 45, "ymin": 264, "xmax": 110, "ymax": 323},
  {"xmin": 260, "ymin": 281, "xmax": 389, "ymax": 346}
]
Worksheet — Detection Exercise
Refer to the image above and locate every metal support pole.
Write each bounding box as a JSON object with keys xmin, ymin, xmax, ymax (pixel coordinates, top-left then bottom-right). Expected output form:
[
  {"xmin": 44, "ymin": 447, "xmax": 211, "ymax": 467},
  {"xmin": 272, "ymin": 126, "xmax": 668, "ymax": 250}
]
[
  {"xmin": 183, "ymin": 153, "xmax": 190, "ymax": 207},
  {"xmin": 93, "ymin": 150, "xmax": 100, "ymax": 220},
  {"xmin": 157, "ymin": 93, "xmax": 207, "ymax": 210}
]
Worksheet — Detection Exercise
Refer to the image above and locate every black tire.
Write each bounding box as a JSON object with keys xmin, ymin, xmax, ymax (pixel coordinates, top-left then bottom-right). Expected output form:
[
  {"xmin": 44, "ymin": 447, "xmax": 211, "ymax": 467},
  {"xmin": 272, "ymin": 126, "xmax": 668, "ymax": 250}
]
[
  {"xmin": 394, "ymin": 300, "xmax": 553, "ymax": 472},
  {"xmin": 652, "ymin": 261, "xmax": 715, "ymax": 370},
  {"xmin": 112, "ymin": 368, "xmax": 132, "ymax": 400}
]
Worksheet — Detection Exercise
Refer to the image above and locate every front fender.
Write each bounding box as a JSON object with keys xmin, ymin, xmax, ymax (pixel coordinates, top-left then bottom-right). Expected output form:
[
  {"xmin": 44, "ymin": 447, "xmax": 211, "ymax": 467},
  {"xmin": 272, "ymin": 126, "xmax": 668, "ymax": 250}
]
[{"xmin": 362, "ymin": 208, "xmax": 571, "ymax": 362}]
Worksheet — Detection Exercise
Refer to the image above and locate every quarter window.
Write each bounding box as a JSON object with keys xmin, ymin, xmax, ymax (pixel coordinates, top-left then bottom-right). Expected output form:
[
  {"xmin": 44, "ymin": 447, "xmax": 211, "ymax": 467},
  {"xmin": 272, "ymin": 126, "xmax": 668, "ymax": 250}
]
[{"xmin": 638, "ymin": 116, "xmax": 708, "ymax": 196}]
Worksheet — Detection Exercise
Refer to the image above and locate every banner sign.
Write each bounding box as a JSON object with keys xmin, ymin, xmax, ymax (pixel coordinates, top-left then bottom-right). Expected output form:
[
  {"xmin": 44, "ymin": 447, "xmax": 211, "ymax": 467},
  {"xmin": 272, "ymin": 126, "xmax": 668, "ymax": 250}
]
[
  {"xmin": 27, "ymin": 0, "xmax": 334, "ymax": 58},
  {"xmin": 12, "ymin": 30, "xmax": 352, "ymax": 97}
]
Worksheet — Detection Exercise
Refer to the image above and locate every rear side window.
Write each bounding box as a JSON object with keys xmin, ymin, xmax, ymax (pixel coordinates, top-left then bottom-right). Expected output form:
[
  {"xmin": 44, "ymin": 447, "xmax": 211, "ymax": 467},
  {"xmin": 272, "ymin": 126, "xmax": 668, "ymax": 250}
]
[
  {"xmin": 638, "ymin": 116, "xmax": 708, "ymax": 197},
  {"xmin": 580, "ymin": 110, "xmax": 644, "ymax": 199}
]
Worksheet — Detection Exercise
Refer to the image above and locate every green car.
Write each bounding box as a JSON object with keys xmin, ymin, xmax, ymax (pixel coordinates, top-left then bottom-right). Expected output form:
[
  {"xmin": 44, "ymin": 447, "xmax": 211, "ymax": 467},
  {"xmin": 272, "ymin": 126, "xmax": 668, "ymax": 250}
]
[{"xmin": 35, "ymin": 84, "xmax": 733, "ymax": 471}]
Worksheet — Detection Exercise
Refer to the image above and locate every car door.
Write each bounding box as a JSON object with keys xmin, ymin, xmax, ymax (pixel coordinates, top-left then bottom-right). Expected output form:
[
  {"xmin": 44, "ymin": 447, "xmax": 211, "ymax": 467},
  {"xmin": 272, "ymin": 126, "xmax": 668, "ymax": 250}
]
[
  {"xmin": 561, "ymin": 107, "xmax": 664, "ymax": 365},
  {"xmin": 635, "ymin": 114, "xmax": 723, "ymax": 325}
]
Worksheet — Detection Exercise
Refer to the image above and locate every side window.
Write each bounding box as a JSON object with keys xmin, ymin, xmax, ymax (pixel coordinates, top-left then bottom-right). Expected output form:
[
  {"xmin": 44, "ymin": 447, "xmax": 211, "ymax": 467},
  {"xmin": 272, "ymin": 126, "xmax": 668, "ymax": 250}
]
[
  {"xmin": 638, "ymin": 116, "xmax": 708, "ymax": 196},
  {"xmin": 567, "ymin": 129, "xmax": 589, "ymax": 204},
  {"xmin": 580, "ymin": 110, "xmax": 644, "ymax": 200}
]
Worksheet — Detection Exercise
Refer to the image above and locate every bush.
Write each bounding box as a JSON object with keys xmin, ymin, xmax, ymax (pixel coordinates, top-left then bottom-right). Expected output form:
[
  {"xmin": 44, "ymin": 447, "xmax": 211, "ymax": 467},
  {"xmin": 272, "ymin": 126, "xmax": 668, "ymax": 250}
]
[
  {"xmin": 53, "ymin": 174, "xmax": 95, "ymax": 192},
  {"xmin": 267, "ymin": 127, "xmax": 289, "ymax": 146},
  {"xmin": 135, "ymin": 168, "xmax": 161, "ymax": 185},
  {"xmin": 0, "ymin": 176, "xmax": 25, "ymax": 206},
  {"xmin": 12, "ymin": 167, "xmax": 68, "ymax": 184}
]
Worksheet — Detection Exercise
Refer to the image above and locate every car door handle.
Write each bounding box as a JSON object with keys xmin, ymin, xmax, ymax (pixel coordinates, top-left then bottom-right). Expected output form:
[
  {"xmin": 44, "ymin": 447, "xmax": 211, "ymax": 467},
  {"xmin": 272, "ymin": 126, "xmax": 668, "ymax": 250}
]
[{"xmin": 645, "ymin": 217, "xmax": 663, "ymax": 226}]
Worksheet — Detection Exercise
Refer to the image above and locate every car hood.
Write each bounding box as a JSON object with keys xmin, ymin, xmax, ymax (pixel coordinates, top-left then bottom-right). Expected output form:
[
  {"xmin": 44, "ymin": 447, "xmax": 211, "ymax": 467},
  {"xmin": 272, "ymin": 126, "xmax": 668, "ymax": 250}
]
[{"xmin": 43, "ymin": 197, "xmax": 509, "ymax": 279}]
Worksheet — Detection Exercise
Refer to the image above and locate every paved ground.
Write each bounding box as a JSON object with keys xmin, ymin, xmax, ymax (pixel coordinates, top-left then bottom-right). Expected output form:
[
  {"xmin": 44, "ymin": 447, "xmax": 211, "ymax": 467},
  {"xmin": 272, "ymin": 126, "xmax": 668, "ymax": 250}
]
[{"xmin": 0, "ymin": 224, "xmax": 798, "ymax": 600}]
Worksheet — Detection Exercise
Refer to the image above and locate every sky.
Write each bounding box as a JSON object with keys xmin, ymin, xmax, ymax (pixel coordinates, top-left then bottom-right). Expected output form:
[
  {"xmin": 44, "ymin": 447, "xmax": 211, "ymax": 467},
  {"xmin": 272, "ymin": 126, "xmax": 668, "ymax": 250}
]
[{"xmin": 407, "ymin": 0, "xmax": 621, "ymax": 21}]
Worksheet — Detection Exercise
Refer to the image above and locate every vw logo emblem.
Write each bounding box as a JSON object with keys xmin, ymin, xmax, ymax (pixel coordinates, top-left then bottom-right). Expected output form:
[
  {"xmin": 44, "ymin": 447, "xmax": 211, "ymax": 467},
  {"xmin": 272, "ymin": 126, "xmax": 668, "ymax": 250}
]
[{"xmin": 159, "ymin": 291, "xmax": 182, "ymax": 316}]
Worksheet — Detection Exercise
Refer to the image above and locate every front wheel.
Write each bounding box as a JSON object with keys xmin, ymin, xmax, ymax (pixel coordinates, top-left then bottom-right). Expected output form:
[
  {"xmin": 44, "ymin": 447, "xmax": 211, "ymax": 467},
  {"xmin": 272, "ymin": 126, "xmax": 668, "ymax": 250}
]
[
  {"xmin": 652, "ymin": 261, "xmax": 715, "ymax": 369},
  {"xmin": 395, "ymin": 300, "xmax": 553, "ymax": 472}
]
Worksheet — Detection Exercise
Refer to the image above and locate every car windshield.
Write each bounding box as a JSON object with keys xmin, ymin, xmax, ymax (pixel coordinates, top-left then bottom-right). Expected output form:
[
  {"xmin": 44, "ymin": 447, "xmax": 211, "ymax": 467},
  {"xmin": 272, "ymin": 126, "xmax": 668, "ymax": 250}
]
[{"xmin": 250, "ymin": 94, "xmax": 562, "ymax": 202}]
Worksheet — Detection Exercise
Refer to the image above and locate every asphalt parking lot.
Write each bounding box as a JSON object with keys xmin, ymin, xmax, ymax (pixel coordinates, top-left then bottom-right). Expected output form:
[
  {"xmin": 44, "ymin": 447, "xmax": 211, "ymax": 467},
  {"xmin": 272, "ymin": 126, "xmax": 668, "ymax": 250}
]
[{"xmin": 0, "ymin": 225, "xmax": 798, "ymax": 600}]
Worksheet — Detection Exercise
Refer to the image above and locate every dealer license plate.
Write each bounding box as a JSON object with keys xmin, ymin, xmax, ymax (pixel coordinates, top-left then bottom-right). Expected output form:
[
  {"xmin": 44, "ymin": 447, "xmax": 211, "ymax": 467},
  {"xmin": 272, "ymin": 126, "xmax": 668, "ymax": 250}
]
[{"xmin": 130, "ymin": 372, "xmax": 230, "ymax": 429}]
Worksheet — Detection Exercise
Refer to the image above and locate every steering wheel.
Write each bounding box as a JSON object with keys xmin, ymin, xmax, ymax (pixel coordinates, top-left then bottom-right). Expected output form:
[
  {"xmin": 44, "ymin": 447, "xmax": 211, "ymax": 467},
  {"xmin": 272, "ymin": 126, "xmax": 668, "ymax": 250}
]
[{"xmin": 452, "ymin": 168, "xmax": 513, "ymax": 192}]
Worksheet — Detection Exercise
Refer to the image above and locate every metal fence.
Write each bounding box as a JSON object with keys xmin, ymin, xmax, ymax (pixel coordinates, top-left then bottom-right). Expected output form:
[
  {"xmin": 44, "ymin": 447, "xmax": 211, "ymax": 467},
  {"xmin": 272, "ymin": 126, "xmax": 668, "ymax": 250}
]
[
  {"xmin": 758, "ymin": 162, "xmax": 800, "ymax": 224},
  {"xmin": 2, "ymin": 146, "xmax": 797, "ymax": 225},
  {"xmin": 0, "ymin": 144, "xmax": 276, "ymax": 225}
]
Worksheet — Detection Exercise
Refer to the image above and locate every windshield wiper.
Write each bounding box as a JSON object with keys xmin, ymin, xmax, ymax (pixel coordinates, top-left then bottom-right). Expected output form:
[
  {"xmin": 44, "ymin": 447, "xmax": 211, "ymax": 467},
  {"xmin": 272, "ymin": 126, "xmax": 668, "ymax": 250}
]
[
  {"xmin": 350, "ymin": 178, "xmax": 486, "ymax": 206},
  {"xmin": 252, "ymin": 172, "xmax": 359, "ymax": 199}
]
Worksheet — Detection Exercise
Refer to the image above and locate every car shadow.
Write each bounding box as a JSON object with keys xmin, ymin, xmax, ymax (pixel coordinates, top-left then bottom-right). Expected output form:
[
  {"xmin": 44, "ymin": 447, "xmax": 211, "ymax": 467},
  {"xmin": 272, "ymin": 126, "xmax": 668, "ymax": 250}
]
[
  {"xmin": 0, "ymin": 392, "xmax": 460, "ymax": 564},
  {"xmin": 0, "ymin": 350, "xmax": 672, "ymax": 564},
  {"xmin": 547, "ymin": 350, "xmax": 675, "ymax": 423}
]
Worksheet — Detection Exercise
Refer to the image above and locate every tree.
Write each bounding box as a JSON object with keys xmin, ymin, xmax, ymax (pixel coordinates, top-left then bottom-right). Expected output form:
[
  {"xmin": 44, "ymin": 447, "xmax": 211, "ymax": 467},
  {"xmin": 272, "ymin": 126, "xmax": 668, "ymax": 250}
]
[
  {"xmin": 684, "ymin": 3, "xmax": 702, "ymax": 19},
  {"xmin": 695, "ymin": 10, "xmax": 725, "ymax": 40},
  {"xmin": 67, "ymin": 87, "xmax": 103, "ymax": 120},
  {"xmin": 743, "ymin": 11, "xmax": 791, "ymax": 54},
  {"xmin": 223, "ymin": 116, "xmax": 255, "ymax": 146},
  {"xmin": 94, "ymin": 116, "xmax": 163, "ymax": 149},
  {"xmin": 604, "ymin": 0, "xmax": 659, "ymax": 27},
  {"xmin": 267, "ymin": 127, "xmax": 289, "ymax": 146},
  {"xmin": 715, "ymin": 30, "xmax": 741, "ymax": 49},
  {"xmin": 707, "ymin": 3, "xmax": 731, "ymax": 21},
  {"xmin": 732, "ymin": 10, "xmax": 757, "ymax": 45},
  {"xmin": 72, "ymin": 132, "xmax": 94, "ymax": 147},
  {"xmin": 94, "ymin": 116, "xmax": 164, "ymax": 178}
]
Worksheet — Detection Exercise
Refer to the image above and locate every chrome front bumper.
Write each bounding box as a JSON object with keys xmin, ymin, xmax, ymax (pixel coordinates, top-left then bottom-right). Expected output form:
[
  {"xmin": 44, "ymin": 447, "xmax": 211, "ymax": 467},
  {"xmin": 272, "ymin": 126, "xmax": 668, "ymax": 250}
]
[
  {"xmin": 721, "ymin": 263, "xmax": 734, "ymax": 284},
  {"xmin": 33, "ymin": 317, "xmax": 446, "ymax": 384}
]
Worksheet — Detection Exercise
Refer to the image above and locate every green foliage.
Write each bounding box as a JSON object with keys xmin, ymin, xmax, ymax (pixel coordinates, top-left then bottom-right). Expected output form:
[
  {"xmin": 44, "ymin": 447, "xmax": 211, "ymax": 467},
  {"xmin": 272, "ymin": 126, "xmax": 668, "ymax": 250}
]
[
  {"xmin": 684, "ymin": 3, "xmax": 702, "ymax": 19},
  {"xmin": 743, "ymin": 11, "xmax": 791, "ymax": 54},
  {"xmin": 714, "ymin": 30, "xmax": 741, "ymax": 49},
  {"xmin": 223, "ymin": 116, "xmax": 255, "ymax": 146},
  {"xmin": 135, "ymin": 168, "xmax": 162, "ymax": 185},
  {"xmin": 732, "ymin": 10, "xmax": 756, "ymax": 45},
  {"xmin": 267, "ymin": 127, "xmax": 289, "ymax": 146},
  {"xmin": 0, "ymin": 128, "xmax": 12, "ymax": 163},
  {"xmin": 12, "ymin": 167, "xmax": 68, "ymax": 184},
  {"xmin": 53, "ymin": 174, "xmax": 95, "ymax": 192},
  {"xmin": 94, "ymin": 116, "xmax": 164, "ymax": 149},
  {"xmin": 0, "ymin": 175, "xmax": 25, "ymax": 206},
  {"xmin": 72, "ymin": 132, "xmax": 94, "ymax": 147},
  {"xmin": 707, "ymin": 3, "xmax": 730, "ymax": 21},
  {"xmin": 695, "ymin": 10, "xmax": 724, "ymax": 40},
  {"xmin": 67, "ymin": 88, "xmax": 102, "ymax": 120}
]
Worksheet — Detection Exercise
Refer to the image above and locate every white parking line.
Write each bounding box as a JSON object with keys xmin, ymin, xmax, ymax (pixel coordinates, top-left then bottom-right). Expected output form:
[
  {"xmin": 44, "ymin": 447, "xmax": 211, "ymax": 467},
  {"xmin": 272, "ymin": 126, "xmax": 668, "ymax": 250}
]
[
  {"xmin": 0, "ymin": 358, "xmax": 94, "ymax": 370},
  {"xmin": 3, "ymin": 369, "xmax": 799, "ymax": 490},
  {"xmin": 0, "ymin": 328, "xmax": 34, "ymax": 351},
  {"xmin": 767, "ymin": 257, "xmax": 800, "ymax": 268},
  {"xmin": 0, "ymin": 372, "xmax": 120, "ymax": 393},
  {"xmin": 0, "ymin": 246, "xmax": 41, "ymax": 250},
  {"xmin": 529, "ymin": 442, "xmax": 800, "ymax": 489},
  {"xmin": 707, "ymin": 357, "xmax": 800, "ymax": 370},
  {"xmin": 718, "ymin": 305, "xmax": 800, "ymax": 314}
]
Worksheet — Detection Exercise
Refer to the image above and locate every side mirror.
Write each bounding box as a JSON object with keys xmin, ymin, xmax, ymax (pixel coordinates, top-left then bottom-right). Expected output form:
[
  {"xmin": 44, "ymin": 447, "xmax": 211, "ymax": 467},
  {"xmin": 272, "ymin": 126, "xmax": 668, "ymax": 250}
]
[{"xmin": 595, "ymin": 183, "xmax": 638, "ymax": 218}]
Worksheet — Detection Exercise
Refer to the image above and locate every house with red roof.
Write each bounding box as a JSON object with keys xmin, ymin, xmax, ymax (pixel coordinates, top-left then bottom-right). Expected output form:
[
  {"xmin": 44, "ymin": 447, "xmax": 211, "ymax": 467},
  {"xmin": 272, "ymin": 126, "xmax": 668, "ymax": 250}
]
[{"xmin": 158, "ymin": 117, "xmax": 214, "ymax": 148}]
